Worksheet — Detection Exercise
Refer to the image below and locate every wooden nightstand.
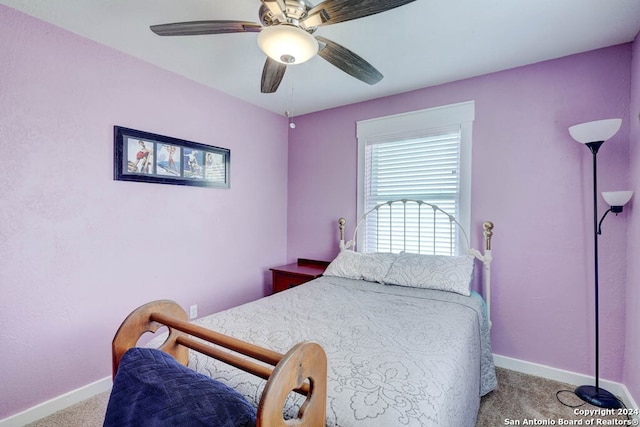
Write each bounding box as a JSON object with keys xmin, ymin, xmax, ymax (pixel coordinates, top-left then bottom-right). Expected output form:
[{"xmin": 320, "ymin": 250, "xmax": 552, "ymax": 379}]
[{"xmin": 270, "ymin": 258, "xmax": 330, "ymax": 294}]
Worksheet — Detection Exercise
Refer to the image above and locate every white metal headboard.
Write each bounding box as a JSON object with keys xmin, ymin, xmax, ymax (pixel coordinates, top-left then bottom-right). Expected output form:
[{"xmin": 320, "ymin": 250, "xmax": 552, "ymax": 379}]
[
  {"xmin": 337, "ymin": 199, "xmax": 494, "ymax": 326},
  {"xmin": 341, "ymin": 199, "xmax": 469, "ymax": 254}
]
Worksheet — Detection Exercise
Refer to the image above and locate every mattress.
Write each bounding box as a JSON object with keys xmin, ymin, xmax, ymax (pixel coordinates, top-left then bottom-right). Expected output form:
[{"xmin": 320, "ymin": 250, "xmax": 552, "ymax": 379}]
[{"xmin": 188, "ymin": 275, "xmax": 497, "ymax": 426}]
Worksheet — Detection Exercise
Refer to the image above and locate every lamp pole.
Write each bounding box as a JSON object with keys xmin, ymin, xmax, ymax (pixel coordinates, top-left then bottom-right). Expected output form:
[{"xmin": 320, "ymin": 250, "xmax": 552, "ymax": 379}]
[
  {"xmin": 574, "ymin": 141, "xmax": 621, "ymax": 409},
  {"xmin": 588, "ymin": 142, "xmax": 602, "ymax": 392}
]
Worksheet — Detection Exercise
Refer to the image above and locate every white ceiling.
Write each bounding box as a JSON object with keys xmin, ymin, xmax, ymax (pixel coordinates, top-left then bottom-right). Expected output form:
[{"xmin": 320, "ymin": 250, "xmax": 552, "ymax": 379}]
[{"xmin": 2, "ymin": 0, "xmax": 640, "ymax": 116}]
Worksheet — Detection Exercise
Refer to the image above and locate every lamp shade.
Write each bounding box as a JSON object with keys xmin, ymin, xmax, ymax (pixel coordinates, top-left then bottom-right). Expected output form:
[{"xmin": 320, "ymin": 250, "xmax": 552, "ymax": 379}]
[
  {"xmin": 257, "ymin": 25, "xmax": 318, "ymax": 65},
  {"xmin": 602, "ymin": 191, "xmax": 633, "ymax": 207},
  {"xmin": 568, "ymin": 119, "xmax": 622, "ymax": 144}
]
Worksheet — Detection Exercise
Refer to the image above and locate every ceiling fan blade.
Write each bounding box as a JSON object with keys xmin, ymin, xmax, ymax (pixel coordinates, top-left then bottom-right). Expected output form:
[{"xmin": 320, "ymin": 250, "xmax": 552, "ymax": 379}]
[
  {"xmin": 150, "ymin": 21, "xmax": 262, "ymax": 36},
  {"xmin": 302, "ymin": 0, "xmax": 416, "ymax": 27},
  {"xmin": 261, "ymin": 57, "xmax": 287, "ymax": 93},
  {"xmin": 316, "ymin": 36, "xmax": 382, "ymax": 85}
]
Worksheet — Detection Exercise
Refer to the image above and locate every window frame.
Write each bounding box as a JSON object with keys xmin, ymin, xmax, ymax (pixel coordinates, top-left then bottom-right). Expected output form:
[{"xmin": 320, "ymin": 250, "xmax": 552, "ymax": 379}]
[{"xmin": 356, "ymin": 101, "xmax": 475, "ymax": 254}]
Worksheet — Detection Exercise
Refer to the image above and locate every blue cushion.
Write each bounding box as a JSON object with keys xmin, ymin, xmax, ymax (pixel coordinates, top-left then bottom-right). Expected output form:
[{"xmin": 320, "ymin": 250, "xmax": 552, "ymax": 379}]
[{"xmin": 104, "ymin": 347, "xmax": 257, "ymax": 427}]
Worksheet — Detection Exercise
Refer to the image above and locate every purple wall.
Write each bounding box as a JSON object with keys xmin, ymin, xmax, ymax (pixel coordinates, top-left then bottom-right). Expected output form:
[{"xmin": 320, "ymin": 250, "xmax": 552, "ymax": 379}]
[
  {"xmin": 624, "ymin": 31, "xmax": 640, "ymax": 404},
  {"xmin": 0, "ymin": 6, "xmax": 288, "ymax": 419},
  {"xmin": 288, "ymin": 45, "xmax": 634, "ymax": 389}
]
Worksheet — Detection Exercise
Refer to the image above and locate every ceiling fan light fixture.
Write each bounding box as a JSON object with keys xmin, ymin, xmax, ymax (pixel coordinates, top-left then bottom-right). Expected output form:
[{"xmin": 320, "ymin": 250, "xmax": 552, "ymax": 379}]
[{"xmin": 257, "ymin": 24, "xmax": 318, "ymax": 65}]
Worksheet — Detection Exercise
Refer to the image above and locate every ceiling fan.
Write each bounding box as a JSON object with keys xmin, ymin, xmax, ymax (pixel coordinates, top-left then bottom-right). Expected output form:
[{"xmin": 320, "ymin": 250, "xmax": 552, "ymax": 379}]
[{"xmin": 150, "ymin": 0, "xmax": 416, "ymax": 93}]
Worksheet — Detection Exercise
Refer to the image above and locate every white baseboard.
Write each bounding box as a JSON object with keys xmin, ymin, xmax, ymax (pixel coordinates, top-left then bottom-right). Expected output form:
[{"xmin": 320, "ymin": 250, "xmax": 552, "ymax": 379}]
[
  {"xmin": 0, "ymin": 377, "xmax": 112, "ymax": 427},
  {"xmin": 494, "ymin": 353, "xmax": 639, "ymax": 414}
]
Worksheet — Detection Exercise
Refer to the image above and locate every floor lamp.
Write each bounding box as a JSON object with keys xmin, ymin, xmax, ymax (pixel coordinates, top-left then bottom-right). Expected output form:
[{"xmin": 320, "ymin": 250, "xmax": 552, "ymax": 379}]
[{"xmin": 568, "ymin": 118, "xmax": 633, "ymax": 409}]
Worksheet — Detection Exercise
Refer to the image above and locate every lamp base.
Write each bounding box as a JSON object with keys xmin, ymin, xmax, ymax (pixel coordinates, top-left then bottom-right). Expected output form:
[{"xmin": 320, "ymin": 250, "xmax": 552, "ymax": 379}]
[{"xmin": 575, "ymin": 385, "xmax": 621, "ymax": 409}]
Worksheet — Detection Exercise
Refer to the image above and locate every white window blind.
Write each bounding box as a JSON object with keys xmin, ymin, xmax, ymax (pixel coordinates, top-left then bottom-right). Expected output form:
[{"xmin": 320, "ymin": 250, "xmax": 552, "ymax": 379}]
[{"xmin": 356, "ymin": 101, "xmax": 474, "ymax": 255}]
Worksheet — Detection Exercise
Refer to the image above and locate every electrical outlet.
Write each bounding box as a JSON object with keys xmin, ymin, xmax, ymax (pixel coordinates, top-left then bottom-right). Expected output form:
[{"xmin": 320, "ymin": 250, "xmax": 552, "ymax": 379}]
[{"xmin": 189, "ymin": 304, "xmax": 198, "ymax": 319}]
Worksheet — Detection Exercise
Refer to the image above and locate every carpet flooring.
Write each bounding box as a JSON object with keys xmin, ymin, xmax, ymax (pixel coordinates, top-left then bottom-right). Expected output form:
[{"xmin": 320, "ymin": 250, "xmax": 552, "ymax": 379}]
[
  {"xmin": 478, "ymin": 368, "xmax": 631, "ymax": 426},
  {"xmin": 24, "ymin": 368, "xmax": 633, "ymax": 426}
]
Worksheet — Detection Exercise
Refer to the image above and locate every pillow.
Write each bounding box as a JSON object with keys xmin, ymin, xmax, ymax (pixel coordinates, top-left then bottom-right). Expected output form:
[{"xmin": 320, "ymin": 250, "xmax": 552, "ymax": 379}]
[
  {"xmin": 383, "ymin": 253, "xmax": 475, "ymax": 296},
  {"xmin": 324, "ymin": 250, "xmax": 397, "ymax": 283},
  {"xmin": 104, "ymin": 347, "xmax": 256, "ymax": 427}
]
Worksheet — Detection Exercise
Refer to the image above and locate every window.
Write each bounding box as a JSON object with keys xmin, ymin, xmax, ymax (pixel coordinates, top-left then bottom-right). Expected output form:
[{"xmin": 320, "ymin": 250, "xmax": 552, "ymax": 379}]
[{"xmin": 356, "ymin": 101, "xmax": 474, "ymax": 255}]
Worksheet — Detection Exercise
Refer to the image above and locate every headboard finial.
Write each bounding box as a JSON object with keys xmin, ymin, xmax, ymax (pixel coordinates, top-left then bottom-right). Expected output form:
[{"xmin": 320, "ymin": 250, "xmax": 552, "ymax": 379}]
[
  {"xmin": 338, "ymin": 218, "xmax": 346, "ymax": 241},
  {"xmin": 483, "ymin": 221, "xmax": 494, "ymax": 250}
]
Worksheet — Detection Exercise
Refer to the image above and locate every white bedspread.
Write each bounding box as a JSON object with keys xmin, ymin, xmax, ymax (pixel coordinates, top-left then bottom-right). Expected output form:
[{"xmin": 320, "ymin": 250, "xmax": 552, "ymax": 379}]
[{"xmin": 189, "ymin": 276, "xmax": 497, "ymax": 426}]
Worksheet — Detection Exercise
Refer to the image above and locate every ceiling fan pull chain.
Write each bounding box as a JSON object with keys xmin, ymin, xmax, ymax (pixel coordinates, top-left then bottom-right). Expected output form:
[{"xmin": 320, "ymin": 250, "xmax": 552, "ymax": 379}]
[{"xmin": 286, "ymin": 71, "xmax": 296, "ymax": 129}]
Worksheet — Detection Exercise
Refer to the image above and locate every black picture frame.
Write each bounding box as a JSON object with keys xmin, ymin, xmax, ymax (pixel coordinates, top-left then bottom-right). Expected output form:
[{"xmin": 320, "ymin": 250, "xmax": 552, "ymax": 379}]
[{"xmin": 114, "ymin": 126, "xmax": 230, "ymax": 189}]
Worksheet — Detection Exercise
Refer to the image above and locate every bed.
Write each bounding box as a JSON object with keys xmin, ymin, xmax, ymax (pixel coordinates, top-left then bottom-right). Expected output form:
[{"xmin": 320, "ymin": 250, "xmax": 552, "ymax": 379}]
[{"xmin": 107, "ymin": 199, "xmax": 497, "ymax": 426}]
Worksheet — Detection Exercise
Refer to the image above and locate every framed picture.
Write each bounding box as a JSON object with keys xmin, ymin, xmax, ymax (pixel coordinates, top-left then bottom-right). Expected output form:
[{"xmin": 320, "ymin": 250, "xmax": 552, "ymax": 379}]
[{"xmin": 114, "ymin": 126, "xmax": 230, "ymax": 189}]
